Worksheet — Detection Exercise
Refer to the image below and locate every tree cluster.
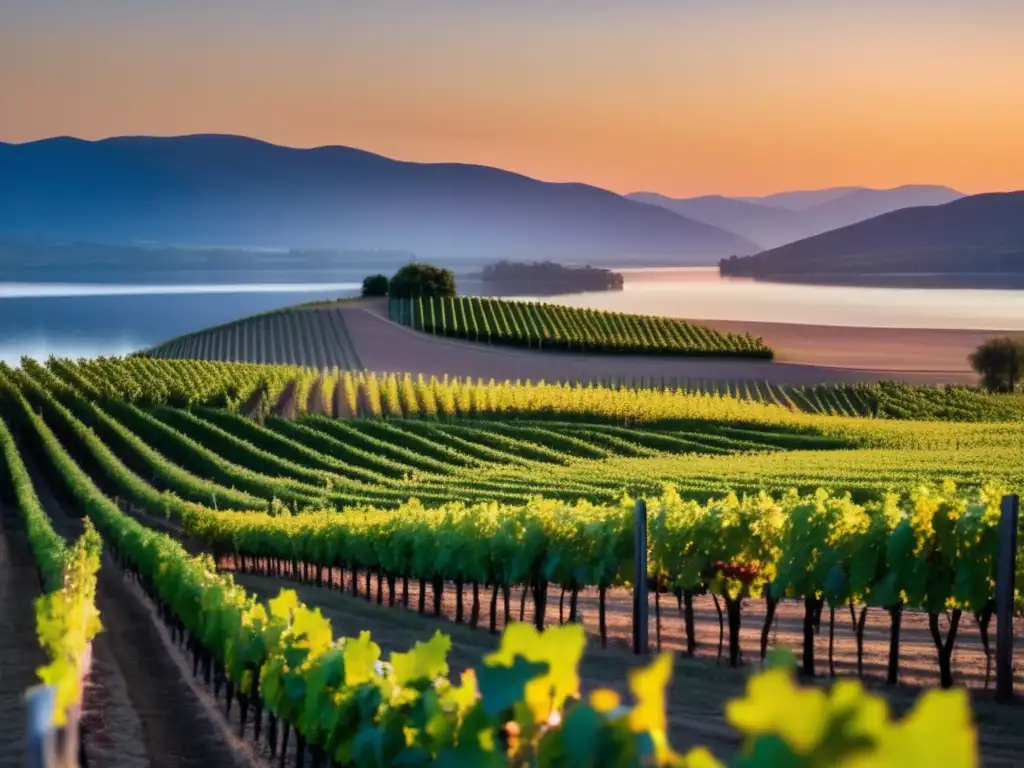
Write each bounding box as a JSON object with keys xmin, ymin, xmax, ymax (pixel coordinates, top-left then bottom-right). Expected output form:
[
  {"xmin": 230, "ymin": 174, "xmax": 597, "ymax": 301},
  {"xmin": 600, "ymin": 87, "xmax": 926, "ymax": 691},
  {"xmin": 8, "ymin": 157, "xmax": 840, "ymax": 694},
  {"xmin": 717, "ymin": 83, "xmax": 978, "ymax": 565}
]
[
  {"xmin": 362, "ymin": 263, "xmax": 457, "ymax": 299},
  {"xmin": 969, "ymin": 336, "xmax": 1024, "ymax": 393},
  {"xmin": 480, "ymin": 260, "xmax": 623, "ymax": 294}
]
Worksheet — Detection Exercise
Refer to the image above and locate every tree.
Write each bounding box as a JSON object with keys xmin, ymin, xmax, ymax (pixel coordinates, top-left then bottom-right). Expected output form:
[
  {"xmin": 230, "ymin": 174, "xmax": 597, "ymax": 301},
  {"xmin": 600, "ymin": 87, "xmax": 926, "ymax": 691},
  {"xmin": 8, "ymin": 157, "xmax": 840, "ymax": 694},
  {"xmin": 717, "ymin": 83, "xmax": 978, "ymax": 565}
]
[
  {"xmin": 389, "ymin": 263, "xmax": 457, "ymax": 299},
  {"xmin": 361, "ymin": 274, "xmax": 389, "ymax": 297},
  {"xmin": 969, "ymin": 336, "xmax": 1024, "ymax": 393}
]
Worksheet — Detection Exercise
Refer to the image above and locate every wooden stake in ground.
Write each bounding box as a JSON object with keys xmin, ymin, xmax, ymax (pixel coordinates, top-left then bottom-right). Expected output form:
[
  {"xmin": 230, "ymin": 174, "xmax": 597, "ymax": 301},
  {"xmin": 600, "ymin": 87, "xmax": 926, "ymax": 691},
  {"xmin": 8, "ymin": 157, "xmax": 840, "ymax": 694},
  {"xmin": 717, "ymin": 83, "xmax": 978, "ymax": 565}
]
[
  {"xmin": 995, "ymin": 494, "xmax": 1019, "ymax": 703},
  {"xmin": 633, "ymin": 499, "xmax": 649, "ymax": 655},
  {"xmin": 23, "ymin": 685, "xmax": 57, "ymax": 768}
]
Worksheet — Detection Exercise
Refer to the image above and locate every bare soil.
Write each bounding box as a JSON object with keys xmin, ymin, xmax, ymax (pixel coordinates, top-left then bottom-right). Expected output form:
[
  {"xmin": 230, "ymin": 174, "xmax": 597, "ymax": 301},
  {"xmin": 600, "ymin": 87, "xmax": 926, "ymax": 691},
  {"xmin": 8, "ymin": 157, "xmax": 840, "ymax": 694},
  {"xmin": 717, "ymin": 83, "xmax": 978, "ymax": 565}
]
[
  {"xmin": 271, "ymin": 380, "xmax": 297, "ymax": 419},
  {"xmin": 156, "ymin": 294, "xmax": 987, "ymax": 385},
  {"xmin": 341, "ymin": 302, "xmax": 978, "ymax": 385},
  {"xmin": 305, "ymin": 377, "xmax": 326, "ymax": 416},
  {"xmin": 694, "ymin": 319, "xmax": 995, "ymax": 374},
  {"xmin": 238, "ymin": 386, "xmax": 267, "ymax": 419},
  {"xmin": 335, "ymin": 379, "xmax": 356, "ymax": 419},
  {"xmin": 221, "ymin": 559, "xmax": 1023, "ymax": 694}
]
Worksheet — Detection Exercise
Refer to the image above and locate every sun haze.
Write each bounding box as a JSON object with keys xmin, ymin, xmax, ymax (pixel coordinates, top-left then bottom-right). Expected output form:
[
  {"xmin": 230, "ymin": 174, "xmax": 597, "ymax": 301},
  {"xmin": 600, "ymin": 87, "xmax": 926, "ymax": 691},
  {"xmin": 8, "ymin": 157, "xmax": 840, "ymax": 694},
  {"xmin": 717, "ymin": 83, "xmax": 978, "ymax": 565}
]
[{"xmin": 2, "ymin": 0, "xmax": 1022, "ymax": 197}]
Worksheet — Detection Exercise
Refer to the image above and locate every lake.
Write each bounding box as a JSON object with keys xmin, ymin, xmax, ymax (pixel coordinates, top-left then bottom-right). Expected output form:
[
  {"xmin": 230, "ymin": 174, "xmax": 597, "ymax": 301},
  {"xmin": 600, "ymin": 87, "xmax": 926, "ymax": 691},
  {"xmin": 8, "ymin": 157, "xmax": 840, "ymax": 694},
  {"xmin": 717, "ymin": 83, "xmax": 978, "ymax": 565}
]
[
  {"xmin": 508, "ymin": 268, "xmax": 1024, "ymax": 331},
  {"xmin": 0, "ymin": 282, "xmax": 359, "ymax": 365},
  {"xmin": 2, "ymin": 268, "xmax": 1022, "ymax": 366}
]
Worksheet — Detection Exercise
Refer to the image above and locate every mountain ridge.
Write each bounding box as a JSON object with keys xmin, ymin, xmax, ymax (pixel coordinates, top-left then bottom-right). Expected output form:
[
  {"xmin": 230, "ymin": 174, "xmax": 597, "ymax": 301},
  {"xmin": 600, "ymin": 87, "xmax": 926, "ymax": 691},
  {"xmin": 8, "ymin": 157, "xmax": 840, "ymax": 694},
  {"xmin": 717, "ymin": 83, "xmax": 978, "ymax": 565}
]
[
  {"xmin": 0, "ymin": 134, "xmax": 758, "ymax": 265},
  {"xmin": 627, "ymin": 184, "xmax": 964, "ymax": 249},
  {"xmin": 718, "ymin": 191, "xmax": 1024, "ymax": 279}
]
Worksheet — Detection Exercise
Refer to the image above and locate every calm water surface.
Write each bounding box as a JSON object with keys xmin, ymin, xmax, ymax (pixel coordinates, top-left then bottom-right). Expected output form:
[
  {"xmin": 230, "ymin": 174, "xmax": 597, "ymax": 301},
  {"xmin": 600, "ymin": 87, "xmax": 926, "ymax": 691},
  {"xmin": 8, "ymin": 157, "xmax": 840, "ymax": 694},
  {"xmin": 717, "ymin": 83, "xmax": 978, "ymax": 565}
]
[
  {"xmin": 3, "ymin": 268, "xmax": 1022, "ymax": 366},
  {"xmin": 510, "ymin": 268, "xmax": 1024, "ymax": 331},
  {"xmin": 0, "ymin": 282, "xmax": 359, "ymax": 365}
]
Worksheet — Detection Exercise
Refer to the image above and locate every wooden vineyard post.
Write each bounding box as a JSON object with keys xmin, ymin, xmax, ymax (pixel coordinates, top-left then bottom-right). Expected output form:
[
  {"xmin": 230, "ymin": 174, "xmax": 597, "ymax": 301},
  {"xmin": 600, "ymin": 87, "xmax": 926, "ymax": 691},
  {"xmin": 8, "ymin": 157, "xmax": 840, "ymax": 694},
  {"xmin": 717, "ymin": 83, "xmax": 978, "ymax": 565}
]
[
  {"xmin": 633, "ymin": 499, "xmax": 649, "ymax": 655},
  {"xmin": 24, "ymin": 685, "xmax": 57, "ymax": 768},
  {"xmin": 995, "ymin": 494, "xmax": 1019, "ymax": 703}
]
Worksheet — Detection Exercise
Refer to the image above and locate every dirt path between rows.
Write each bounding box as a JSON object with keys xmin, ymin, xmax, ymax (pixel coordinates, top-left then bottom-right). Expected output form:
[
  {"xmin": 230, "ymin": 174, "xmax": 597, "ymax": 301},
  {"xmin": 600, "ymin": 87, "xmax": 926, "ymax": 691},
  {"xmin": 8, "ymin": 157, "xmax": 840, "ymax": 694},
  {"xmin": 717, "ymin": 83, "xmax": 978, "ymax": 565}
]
[
  {"xmin": 220, "ymin": 558, "xmax": 1023, "ymax": 692},
  {"xmin": 342, "ymin": 303, "xmax": 978, "ymax": 385},
  {"xmin": 305, "ymin": 377, "xmax": 326, "ymax": 416},
  {"xmin": 20, "ymin": 438, "xmax": 254, "ymax": 768},
  {"xmin": 0, "ymin": 505, "xmax": 49, "ymax": 768}
]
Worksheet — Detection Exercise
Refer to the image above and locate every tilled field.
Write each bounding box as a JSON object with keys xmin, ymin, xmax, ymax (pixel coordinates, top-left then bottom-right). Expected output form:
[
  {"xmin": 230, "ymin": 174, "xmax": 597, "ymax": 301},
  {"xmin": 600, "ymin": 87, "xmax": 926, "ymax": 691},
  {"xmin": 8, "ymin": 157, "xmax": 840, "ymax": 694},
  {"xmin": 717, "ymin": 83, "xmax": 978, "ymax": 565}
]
[{"xmin": 148, "ymin": 298, "xmax": 980, "ymax": 385}]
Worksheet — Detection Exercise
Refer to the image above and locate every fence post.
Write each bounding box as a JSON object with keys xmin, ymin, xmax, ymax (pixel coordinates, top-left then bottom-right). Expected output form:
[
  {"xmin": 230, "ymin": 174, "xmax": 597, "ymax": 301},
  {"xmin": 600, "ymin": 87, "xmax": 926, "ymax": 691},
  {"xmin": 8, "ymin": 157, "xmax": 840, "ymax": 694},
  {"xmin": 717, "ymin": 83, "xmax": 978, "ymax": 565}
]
[
  {"xmin": 633, "ymin": 499, "xmax": 649, "ymax": 655},
  {"xmin": 24, "ymin": 685, "xmax": 57, "ymax": 768},
  {"xmin": 995, "ymin": 494, "xmax": 1019, "ymax": 703}
]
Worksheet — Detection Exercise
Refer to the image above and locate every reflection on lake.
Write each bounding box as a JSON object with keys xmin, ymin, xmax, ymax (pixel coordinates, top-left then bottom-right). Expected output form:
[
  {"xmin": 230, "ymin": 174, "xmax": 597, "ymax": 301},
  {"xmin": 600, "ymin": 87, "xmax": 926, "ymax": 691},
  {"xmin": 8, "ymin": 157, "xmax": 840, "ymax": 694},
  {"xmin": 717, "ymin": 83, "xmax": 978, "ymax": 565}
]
[
  {"xmin": 506, "ymin": 268, "xmax": 1024, "ymax": 331},
  {"xmin": 3, "ymin": 269, "xmax": 1022, "ymax": 367},
  {"xmin": 0, "ymin": 282, "xmax": 359, "ymax": 365}
]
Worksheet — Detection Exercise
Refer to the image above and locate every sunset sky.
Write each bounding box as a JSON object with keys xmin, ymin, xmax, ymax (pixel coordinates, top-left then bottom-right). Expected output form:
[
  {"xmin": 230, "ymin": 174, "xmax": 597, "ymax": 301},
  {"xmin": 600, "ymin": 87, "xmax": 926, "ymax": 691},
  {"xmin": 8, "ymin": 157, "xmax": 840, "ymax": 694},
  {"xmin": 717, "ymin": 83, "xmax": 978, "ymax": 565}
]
[{"xmin": 3, "ymin": 1, "xmax": 1022, "ymax": 197}]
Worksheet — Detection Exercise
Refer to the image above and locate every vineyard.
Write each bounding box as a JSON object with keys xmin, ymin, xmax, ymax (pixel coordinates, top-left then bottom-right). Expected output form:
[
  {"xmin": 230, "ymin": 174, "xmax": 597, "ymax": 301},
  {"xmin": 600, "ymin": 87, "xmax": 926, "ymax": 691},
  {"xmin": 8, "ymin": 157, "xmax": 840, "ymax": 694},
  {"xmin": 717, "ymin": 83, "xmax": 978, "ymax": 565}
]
[
  {"xmin": 2, "ymin": 355, "xmax": 1022, "ymax": 766},
  {"xmin": 143, "ymin": 297, "xmax": 985, "ymax": 392},
  {"xmin": 70, "ymin": 355, "xmax": 1024, "ymax": 423},
  {"xmin": 389, "ymin": 295, "xmax": 775, "ymax": 358},
  {"xmin": 147, "ymin": 306, "xmax": 363, "ymax": 369}
]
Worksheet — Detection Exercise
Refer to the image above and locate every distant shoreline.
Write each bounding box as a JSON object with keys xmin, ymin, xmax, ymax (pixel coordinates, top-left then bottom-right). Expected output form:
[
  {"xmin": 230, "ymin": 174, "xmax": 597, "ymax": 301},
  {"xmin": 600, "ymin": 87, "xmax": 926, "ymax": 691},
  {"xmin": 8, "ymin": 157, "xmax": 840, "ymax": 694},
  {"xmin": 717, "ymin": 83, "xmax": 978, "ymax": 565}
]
[
  {"xmin": 615, "ymin": 265, "xmax": 1024, "ymax": 291},
  {"xmin": 714, "ymin": 270, "xmax": 1024, "ymax": 291}
]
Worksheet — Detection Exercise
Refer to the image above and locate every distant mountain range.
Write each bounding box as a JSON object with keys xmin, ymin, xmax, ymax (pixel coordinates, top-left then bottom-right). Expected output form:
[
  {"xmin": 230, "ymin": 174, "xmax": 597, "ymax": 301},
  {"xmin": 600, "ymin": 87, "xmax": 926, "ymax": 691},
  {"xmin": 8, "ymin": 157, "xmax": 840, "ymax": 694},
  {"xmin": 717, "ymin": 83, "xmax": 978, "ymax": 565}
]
[
  {"xmin": 628, "ymin": 185, "xmax": 963, "ymax": 249},
  {"xmin": 0, "ymin": 134, "xmax": 757, "ymax": 266},
  {"xmin": 718, "ymin": 192, "xmax": 1024, "ymax": 279},
  {"xmin": 734, "ymin": 188, "xmax": 865, "ymax": 210}
]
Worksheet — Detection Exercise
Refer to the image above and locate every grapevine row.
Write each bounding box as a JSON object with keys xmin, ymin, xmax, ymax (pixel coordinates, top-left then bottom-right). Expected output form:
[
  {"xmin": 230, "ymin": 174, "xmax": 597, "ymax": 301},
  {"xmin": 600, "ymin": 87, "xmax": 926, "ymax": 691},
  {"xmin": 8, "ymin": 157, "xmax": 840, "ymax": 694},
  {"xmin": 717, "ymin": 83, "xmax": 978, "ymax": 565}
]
[
  {"xmin": 26, "ymin": 358, "xmax": 1020, "ymax": 692},
  {"xmin": 0, "ymin": 412, "xmax": 102, "ymax": 726},
  {"xmin": 14, "ymin": 366, "xmax": 980, "ymax": 767},
  {"xmin": 17, "ymin": 359, "xmax": 1024, "ymax": 509},
  {"xmin": 390, "ymin": 295, "xmax": 774, "ymax": 358},
  {"xmin": 45, "ymin": 356, "xmax": 1024, "ymax": 425}
]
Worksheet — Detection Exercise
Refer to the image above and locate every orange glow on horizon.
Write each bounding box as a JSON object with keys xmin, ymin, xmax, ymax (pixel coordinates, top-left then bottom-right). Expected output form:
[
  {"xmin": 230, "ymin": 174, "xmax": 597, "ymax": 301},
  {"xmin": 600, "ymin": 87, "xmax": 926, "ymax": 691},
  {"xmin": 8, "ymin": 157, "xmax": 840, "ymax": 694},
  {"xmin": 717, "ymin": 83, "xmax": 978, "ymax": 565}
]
[{"xmin": 2, "ymin": 2, "xmax": 1022, "ymax": 198}]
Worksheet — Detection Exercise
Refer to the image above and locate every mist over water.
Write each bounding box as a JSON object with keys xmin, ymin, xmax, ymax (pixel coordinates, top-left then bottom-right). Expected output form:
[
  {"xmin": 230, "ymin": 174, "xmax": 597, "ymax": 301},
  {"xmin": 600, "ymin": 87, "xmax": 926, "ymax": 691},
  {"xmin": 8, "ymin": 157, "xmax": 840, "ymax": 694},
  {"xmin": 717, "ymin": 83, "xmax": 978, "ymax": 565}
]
[
  {"xmin": 0, "ymin": 283, "xmax": 360, "ymax": 365},
  {"xmin": 2, "ymin": 268, "xmax": 1022, "ymax": 367},
  {"xmin": 510, "ymin": 268, "xmax": 1024, "ymax": 331},
  {"xmin": 0, "ymin": 282, "xmax": 360, "ymax": 299}
]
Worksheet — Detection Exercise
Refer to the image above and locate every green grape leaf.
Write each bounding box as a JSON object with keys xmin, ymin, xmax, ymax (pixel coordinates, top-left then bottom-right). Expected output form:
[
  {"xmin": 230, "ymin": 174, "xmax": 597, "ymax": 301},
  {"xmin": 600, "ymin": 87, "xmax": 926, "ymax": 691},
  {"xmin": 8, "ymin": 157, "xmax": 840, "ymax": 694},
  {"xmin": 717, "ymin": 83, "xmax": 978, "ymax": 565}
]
[
  {"xmin": 269, "ymin": 588, "xmax": 299, "ymax": 621},
  {"xmin": 868, "ymin": 689, "xmax": 977, "ymax": 768},
  {"xmin": 293, "ymin": 605, "xmax": 334, "ymax": 653},
  {"xmin": 344, "ymin": 631, "xmax": 382, "ymax": 687},
  {"xmin": 352, "ymin": 722, "xmax": 385, "ymax": 768},
  {"xmin": 391, "ymin": 630, "xmax": 452, "ymax": 686},
  {"xmin": 484, "ymin": 623, "xmax": 586, "ymax": 723},
  {"xmin": 726, "ymin": 667, "xmax": 828, "ymax": 754},
  {"xmin": 823, "ymin": 564, "xmax": 848, "ymax": 605},
  {"xmin": 680, "ymin": 746, "xmax": 727, "ymax": 768},
  {"xmin": 476, "ymin": 656, "xmax": 549, "ymax": 718},
  {"xmin": 628, "ymin": 652, "xmax": 674, "ymax": 741},
  {"xmin": 732, "ymin": 734, "xmax": 805, "ymax": 768},
  {"xmin": 391, "ymin": 747, "xmax": 433, "ymax": 766},
  {"xmin": 435, "ymin": 705, "xmax": 505, "ymax": 768},
  {"xmin": 539, "ymin": 702, "xmax": 602, "ymax": 768}
]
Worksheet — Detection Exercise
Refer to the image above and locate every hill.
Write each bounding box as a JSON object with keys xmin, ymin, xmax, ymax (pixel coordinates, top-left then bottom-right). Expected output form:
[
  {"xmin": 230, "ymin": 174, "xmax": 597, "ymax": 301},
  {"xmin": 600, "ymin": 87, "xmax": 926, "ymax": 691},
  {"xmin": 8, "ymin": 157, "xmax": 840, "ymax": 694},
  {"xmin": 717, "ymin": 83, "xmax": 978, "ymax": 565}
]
[
  {"xmin": 629, "ymin": 185, "xmax": 963, "ymax": 248},
  {"xmin": 719, "ymin": 191, "xmax": 1024, "ymax": 278},
  {"xmin": 627, "ymin": 193, "xmax": 795, "ymax": 249},
  {"xmin": 0, "ymin": 134, "xmax": 756, "ymax": 265},
  {"xmin": 143, "ymin": 297, "xmax": 983, "ymax": 383},
  {"xmin": 735, "ymin": 187, "xmax": 865, "ymax": 210}
]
